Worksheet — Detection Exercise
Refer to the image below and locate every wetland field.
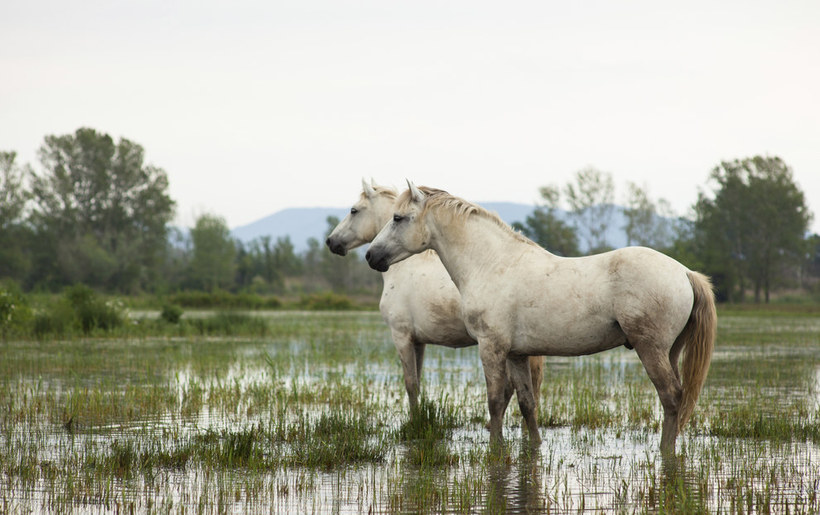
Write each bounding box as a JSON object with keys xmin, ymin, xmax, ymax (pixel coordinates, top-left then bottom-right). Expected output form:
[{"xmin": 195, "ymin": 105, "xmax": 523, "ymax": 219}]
[{"xmin": 1, "ymin": 308, "xmax": 820, "ymax": 513}]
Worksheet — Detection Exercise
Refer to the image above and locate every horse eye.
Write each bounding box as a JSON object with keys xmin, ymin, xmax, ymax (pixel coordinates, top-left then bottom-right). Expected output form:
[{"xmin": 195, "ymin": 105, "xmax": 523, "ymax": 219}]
[
  {"xmin": 393, "ymin": 214, "xmax": 404, "ymax": 223},
  {"xmin": 350, "ymin": 207, "xmax": 358, "ymax": 215}
]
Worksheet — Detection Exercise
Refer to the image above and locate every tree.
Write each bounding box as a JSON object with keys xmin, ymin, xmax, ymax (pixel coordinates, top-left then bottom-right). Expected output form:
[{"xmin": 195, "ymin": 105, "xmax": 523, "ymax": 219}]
[
  {"xmin": 513, "ymin": 185, "xmax": 579, "ymax": 256},
  {"xmin": 622, "ymin": 182, "xmax": 678, "ymax": 249},
  {"xmin": 564, "ymin": 167, "xmax": 615, "ymax": 254},
  {"xmin": 0, "ymin": 152, "xmax": 28, "ymax": 229},
  {"xmin": 694, "ymin": 156, "xmax": 812, "ymax": 302},
  {"xmin": 189, "ymin": 214, "xmax": 237, "ymax": 291},
  {"xmin": 272, "ymin": 236, "xmax": 302, "ymax": 278},
  {"xmin": 0, "ymin": 152, "xmax": 32, "ymax": 280},
  {"xmin": 320, "ymin": 216, "xmax": 357, "ymax": 292},
  {"xmin": 29, "ymin": 128, "xmax": 175, "ymax": 291}
]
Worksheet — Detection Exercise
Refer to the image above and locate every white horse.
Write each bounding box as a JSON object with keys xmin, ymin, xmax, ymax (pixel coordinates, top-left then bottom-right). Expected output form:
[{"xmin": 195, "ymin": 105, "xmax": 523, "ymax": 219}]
[
  {"xmin": 326, "ymin": 179, "xmax": 544, "ymax": 416},
  {"xmin": 367, "ymin": 182, "xmax": 716, "ymax": 454}
]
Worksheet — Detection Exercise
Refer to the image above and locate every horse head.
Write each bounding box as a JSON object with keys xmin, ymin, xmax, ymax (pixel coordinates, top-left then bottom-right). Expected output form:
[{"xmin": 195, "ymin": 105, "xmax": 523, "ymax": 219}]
[
  {"xmin": 366, "ymin": 180, "xmax": 432, "ymax": 272},
  {"xmin": 326, "ymin": 178, "xmax": 397, "ymax": 256}
]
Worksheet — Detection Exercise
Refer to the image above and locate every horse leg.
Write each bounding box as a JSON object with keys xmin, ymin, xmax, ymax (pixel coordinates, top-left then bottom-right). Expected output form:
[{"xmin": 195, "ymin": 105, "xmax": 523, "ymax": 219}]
[
  {"xmin": 500, "ymin": 361, "xmax": 518, "ymax": 431},
  {"xmin": 479, "ymin": 341, "xmax": 509, "ymax": 446},
  {"xmin": 391, "ymin": 330, "xmax": 420, "ymax": 412},
  {"xmin": 634, "ymin": 344, "xmax": 683, "ymax": 455},
  {"xmin": 528, "ymin": 356, "xmax": 544, "ymax": 414},
  {"xmin": 507, "ymin": 354, "xmax": 541, "ymax": 445},
  {"xmin": 503, "ymin": 357, "xmax": 543, "ymax": 431},
  {"xmin": 414, "ymin": 342, "xmax": 426, "ymax": 389}
]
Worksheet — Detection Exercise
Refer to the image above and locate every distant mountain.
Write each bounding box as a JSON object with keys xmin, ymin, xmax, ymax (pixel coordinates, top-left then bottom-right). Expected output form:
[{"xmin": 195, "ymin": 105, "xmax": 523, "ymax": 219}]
[
  {"xmin": 231, "ymin": 202, "xmax": 632, "ymax": 254},
  {"xmin": 231, "ymin": 207, "xmax": 350, "ymax": 254}
]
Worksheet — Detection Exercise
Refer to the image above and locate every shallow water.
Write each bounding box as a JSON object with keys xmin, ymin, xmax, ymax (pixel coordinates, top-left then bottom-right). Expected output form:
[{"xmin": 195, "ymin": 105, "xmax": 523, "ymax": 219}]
[{"xmin": 1, "ymin": 311, "xmax": 819, "ymax": 513}]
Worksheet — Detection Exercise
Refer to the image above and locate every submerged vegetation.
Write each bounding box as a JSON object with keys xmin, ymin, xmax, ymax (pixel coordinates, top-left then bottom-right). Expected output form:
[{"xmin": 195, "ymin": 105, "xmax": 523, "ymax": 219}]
[{"xmin": 1, "ymin": 308, "xmax": 819, "ymax": 512}]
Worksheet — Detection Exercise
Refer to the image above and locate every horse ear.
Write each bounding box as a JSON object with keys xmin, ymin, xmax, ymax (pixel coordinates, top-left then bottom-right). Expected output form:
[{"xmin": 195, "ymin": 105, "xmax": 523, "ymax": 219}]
[
  {"xmin": 407, "ymin": 180, "xmax": 426, "ymax": 204},
  {"xmin": 362, "ymin": 177, "xmax": 376, "ymax": 198}
]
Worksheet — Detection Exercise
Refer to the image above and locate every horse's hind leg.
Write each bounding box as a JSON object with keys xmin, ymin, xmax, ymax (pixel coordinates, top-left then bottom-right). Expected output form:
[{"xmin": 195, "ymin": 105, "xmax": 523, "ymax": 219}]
[
  {"xmin": 634, "ymin": 344, "xmax": 683, "ymax": 455},
  {"xmin": 504, "ymin": 356, "xmax": 543, "ymax": 431},
  {"xmin": 528, "ymin": 356, "xmax": 544, "ymax": 413},
  {"xmin": 507, "ymin": 354, "xmax": 541, "ymax": 445},
  {"xmin": 415, "ymin": 342, "xmax": 426, "ymax": 390}
]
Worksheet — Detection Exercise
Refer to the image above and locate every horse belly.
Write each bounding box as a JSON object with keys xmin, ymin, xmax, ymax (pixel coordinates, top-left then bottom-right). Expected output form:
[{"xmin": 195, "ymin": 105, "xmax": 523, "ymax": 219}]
[
  {"xmin": 511, "ymin": 319, "xmax": 627, "ymax": 357},
  {"xmin": 415, "ymin": 315, "xmax": 475, "ymax": 347}
]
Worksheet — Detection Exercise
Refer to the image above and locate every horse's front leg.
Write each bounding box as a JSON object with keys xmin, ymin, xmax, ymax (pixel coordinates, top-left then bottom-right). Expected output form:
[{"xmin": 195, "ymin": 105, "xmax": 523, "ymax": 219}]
[
  {"xmin": 479, "ymin": 339, "xmax": 510, "ymax": 446},
  {"xmin": 391, "ymin": 330, "xmax": 420, "ymax": 411}
]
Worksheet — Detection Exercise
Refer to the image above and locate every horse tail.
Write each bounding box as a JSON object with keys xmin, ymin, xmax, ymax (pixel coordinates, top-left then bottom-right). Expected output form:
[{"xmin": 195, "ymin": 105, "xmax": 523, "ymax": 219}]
[{"xmin": 676, "ymin": 271, "xmax": 717, "ymax": 433}]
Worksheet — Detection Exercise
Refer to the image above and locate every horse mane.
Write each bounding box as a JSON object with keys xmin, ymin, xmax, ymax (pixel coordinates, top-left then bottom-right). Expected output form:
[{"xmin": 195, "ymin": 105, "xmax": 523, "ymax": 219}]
[{"xmin": 397, "ymin": 186, "xmax": 538, "ymax": 247}]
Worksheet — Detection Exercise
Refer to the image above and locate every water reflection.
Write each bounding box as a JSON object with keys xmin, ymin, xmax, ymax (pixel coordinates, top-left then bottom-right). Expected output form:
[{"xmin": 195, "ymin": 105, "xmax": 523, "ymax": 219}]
[{"xmin": 486, "ymin": 445, "xmax": 545, "ymax": 514}]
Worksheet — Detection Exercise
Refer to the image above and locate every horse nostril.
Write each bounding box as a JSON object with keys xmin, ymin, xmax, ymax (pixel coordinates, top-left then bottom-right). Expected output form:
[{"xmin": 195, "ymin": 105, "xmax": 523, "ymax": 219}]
[{"xmin": 365, "ymin": 250, "xmax": 372, "ymax": 262}]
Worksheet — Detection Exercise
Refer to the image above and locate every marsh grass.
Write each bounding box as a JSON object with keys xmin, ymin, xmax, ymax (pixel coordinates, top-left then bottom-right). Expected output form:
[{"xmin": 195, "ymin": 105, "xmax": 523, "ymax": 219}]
[
  {"xmin": 1, "ymin": 310, "xmax": 819, "ymax": 513},
  {"xmin": 396, "ymin": 397, "xmax": 463, "ymax": 469},
  {"xmin": 397, "ymin": 396, "xmax": 461, "ymax": 442}
]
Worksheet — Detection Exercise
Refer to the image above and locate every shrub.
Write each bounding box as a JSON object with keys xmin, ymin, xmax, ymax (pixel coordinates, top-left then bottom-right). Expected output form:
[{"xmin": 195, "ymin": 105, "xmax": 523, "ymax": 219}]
[
  {"xmin": 63, "ymin": 284, "xmax": 125, "ymax": 334},
  {"xmin": 297, "ymin": 292, "xmax": 354, "ymax": 311},
  {"xmin": 0, "ymin": 281, "xmax": 32, "ymax": 339},
  {"xmin": 33, "ymin": 302, "xmax": 76, "ymax": 339},
  {"xmin": 188, "ymin": 311, "xmax": 269, "ymax": 336},
  {"xmin": 160, "ymin": 304, "xmax": 183, "ymax": 324},
  {"xmin": 167, "ymin": 291, "xmax": 280, "ymax": 310}
]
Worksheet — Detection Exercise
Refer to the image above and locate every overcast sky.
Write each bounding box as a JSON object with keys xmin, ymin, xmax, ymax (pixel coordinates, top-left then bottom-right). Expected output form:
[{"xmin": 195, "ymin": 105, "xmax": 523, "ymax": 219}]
[{"xmin": 2, "ymin": 1, "xmax": 819, "ymax": 232}]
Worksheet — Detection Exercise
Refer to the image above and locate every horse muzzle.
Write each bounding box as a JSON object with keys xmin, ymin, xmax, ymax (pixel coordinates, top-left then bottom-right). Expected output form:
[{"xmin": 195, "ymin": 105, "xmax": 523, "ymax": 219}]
[
  {"xmin": 365, "ymin": 249, "xmax": 390, "ymax": 272},
  {"xmin": 325, "ymin": 237, "xmax": 348, "ymax": 256}
]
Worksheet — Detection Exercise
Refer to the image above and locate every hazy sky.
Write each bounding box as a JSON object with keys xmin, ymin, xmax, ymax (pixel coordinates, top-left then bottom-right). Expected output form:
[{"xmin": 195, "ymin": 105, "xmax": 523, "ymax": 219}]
[{"xmin": 3, "ymin": 1, "xmax": 819, "ymax": 232}]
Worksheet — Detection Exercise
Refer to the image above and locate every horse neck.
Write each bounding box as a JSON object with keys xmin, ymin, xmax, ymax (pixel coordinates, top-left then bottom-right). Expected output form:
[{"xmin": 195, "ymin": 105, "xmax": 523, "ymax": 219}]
[
  {"xmin": 429, "ymin": 213, "xmax": 521, "ymax": 290},
  {"xmin": 370, "ymin": 195, "xmax": 395, "ymax": 241}
]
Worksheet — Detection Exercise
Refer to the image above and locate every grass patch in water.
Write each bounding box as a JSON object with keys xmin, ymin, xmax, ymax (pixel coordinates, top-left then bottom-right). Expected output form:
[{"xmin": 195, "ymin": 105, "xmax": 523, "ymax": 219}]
[
  {"xmin": 708, "ymin": 404, "xmax": 820, "ymax": 443},
  {"xmin": 396, "ymin": 397, "xmax": 462, "ymax": 469},
  {"xmin": 287, "ymin": 410, "xmax": 387, "ymax": 470},
  {"xmin": 396, "ymin": 396, "xmax": 461, "ymax": 442}
]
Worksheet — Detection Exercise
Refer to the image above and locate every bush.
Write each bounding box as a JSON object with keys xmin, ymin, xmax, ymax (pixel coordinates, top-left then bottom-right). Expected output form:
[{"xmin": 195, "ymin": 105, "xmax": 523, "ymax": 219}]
[
  {"xmin": 188, "ymin": 311, "xmax": 269, "ymax": 336},
  {"xmin": 167, "ymin": 291, "xmax": 281, "ymax": 310},
  {"xmin": 33, "ymin": 302, "xmax": 76, "ymax": 339},
  {"xmin": 160, "ymin": 304, "xmax": 184, "ymax": 324},
  {"xmin": 63, "ymin": 284, "xmax": 125, "ymax": 334},
  {"xmin": 297, "ymin": 292, "xmax": 354, "ymax": 311},
  {"xmin": 0, "ymin": 281, "xmax": 32, "ymax": 339}
]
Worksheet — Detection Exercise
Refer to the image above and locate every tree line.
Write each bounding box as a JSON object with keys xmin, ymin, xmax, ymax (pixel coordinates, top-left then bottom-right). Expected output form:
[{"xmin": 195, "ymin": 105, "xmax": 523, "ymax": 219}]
[{"xmin": 2, "ymin": 127, "xmax": 817, "ymax": 303}]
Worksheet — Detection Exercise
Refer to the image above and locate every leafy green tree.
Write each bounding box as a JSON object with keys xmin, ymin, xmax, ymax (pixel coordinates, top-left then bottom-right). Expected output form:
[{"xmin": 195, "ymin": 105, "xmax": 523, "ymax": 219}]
[
  {"xmin": 235, "ymin": 236, "xmax": 303, "ymax": 293},
  {"xmin": 273, "ymin": 236, "xmax": 302, "ymax": 278},
  {"xmin": 695, "ymin": 156, "xmax": 812, "ymax": 302},
  {"xmin": 189, "ymin": 214, "xmax": 237, "ymax": 291},
  {"xmin": 564, "ymin": 167, "xmax": 615, "ymax": 254},
  {"xmin": 0, "ymin": 152, "xmax": 32, "ymax": 280},
  {"xmin": 622, "ymin": 182, "xmax": 678, "ymax": 249},
  {"xmin": 302, "ymin": 237, "xmax": 324, "ymax": 292},
  {"xmin": 320, "ymin": 216, "xmax": 357, "ymax": 292},
  {"xmin": 28, "ymin": 128, "xmax": 175, "ymax": 291},
  {"xmin": 803, "ymin": 234, "xmax": 820, "ymax": 292},
  {"xmin": 513, "ymin": 185, "xmax": 580, "ymax": 256}
]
